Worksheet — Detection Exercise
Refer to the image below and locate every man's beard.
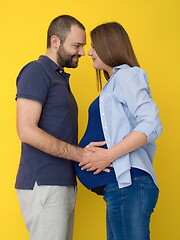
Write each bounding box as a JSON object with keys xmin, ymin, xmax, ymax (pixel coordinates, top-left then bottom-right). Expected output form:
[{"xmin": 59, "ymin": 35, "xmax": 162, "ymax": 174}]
[{"xmin": 57, "ymin": 45, "xmax": 81, "ymax": 68}]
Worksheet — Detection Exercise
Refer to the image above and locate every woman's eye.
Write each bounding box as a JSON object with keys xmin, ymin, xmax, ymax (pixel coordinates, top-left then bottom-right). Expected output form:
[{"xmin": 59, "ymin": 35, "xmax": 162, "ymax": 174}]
[{"xmin": 91, "ymin": 44, "xmax": 95, "ymax": 49}]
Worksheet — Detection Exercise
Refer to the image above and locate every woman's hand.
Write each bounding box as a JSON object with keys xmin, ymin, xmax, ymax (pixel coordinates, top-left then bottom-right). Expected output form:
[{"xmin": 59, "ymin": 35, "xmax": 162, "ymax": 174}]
[
  {"xmin": 80, "ymin": 131, "xmax": 147, "ymax": 174},
  {"xmin": 79, "ymin": 141, "xmax": 113, "ymax": 174},
  {"xmin": 85, "ymin": 141, "xmax": 106, "ymax": 149}
]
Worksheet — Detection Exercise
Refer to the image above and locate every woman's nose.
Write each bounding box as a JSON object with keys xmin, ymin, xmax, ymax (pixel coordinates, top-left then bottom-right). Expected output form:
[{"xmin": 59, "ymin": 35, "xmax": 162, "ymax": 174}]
[{"xmin": 88, "ymin": 48, "xmax": 93, "ymax": 56}]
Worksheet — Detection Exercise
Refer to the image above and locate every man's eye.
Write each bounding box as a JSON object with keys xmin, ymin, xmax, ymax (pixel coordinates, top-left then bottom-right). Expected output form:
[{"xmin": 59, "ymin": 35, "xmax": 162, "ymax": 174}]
[{"xmin": 74, "ymin": 45, "xmax": 79, "ymax": 48}]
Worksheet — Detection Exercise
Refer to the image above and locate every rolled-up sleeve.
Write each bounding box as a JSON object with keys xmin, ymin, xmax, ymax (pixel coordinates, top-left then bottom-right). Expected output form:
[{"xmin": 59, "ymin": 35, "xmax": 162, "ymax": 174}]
[{"xmin": 117, "ymin": 68, "xmax": 162, "ymax": 143}]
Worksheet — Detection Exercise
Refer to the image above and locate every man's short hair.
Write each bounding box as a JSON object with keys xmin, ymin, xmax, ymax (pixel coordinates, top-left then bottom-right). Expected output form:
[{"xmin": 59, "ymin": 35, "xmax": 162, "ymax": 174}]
[{"xmin": 47, "ymin": 15, "xmax": 85, "ymax": 48}]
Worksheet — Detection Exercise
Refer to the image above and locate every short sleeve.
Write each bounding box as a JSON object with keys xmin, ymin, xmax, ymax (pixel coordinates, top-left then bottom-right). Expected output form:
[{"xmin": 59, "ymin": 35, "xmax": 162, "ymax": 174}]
[{"xmin": 16, "ymin": 61, "xmax": 51, "ymax": 105}]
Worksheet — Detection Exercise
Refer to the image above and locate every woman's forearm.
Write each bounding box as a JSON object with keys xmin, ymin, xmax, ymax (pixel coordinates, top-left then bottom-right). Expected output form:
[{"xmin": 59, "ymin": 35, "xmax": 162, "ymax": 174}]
[{"xmin": 107, "ymin": 131, "xmax": 147, "ymax": 161}]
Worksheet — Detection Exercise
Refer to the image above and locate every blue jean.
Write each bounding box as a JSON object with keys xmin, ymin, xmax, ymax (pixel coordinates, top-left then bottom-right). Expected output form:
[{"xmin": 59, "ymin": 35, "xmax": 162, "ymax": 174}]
[{"xmin": 103, "ymin": 176, "xmax": 159, "ymax": 240}]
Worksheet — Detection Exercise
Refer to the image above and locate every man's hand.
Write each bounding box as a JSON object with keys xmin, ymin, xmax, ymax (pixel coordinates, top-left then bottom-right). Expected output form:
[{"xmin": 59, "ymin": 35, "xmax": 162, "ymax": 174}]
[
  {"xmin": 79, "ymin": 141, "xmax": 113, "ymax": 174},
  {"xmin": 79, "ymin": 131, "xmax": 148, "ymax": 174}
]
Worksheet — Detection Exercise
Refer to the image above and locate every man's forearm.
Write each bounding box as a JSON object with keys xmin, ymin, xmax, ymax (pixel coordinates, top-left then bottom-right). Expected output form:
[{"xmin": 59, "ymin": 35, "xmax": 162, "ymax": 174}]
[{"xmin": 18, "ymin": 125, "xmax": 84, "ymax": 162}]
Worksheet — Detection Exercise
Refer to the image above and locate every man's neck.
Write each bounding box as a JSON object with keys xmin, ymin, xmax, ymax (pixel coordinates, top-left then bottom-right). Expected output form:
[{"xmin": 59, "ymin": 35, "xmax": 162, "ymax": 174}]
[{"xmin": 46, "ymin": 49, "xmax": 60, "ymax": 67}]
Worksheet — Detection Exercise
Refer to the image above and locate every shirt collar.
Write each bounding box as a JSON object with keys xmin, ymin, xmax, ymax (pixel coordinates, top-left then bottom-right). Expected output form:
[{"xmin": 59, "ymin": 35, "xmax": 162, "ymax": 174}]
[
  {"xmin": 113, "ymin": 64, "xmax": 130, "ymax": 73},
  {"xmin": 38, "ymin": 55, "xmax": 64, "ymax": 73}
]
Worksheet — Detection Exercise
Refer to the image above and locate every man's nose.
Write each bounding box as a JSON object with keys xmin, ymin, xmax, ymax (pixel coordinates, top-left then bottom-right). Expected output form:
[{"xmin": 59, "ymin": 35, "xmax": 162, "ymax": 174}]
[{"xmin": 78, "ymin": 47, "xmax": 85, "ymax": 56}]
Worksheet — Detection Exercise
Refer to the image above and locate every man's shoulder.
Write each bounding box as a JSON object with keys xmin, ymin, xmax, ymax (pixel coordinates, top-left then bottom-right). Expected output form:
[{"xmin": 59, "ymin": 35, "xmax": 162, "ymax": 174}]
[
  {"xmin": 16, "ymin": 58, "xmax": 52, "ymax": 89},
  {"xmin": 18, "ymin": 59, "xmax": 46, "ymax": 77}
]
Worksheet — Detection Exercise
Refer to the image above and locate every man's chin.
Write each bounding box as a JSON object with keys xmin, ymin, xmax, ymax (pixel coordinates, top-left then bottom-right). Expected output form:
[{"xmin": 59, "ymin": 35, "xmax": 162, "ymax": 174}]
[{"xmin": 66, "ymin": 62, "xmax": 78, "ymax": 68}]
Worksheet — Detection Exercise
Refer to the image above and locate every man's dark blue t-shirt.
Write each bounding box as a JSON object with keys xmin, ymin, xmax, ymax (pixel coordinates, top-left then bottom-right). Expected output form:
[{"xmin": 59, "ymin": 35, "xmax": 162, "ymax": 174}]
[{"xmin": 15, "ymin": 55, "xmax": 78, "ymax": 189}]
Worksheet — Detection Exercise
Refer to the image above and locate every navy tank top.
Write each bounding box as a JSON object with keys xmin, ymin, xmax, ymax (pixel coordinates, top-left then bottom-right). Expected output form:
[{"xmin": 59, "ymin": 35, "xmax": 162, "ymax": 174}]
[
  {"xmin": 74, "ymin": 97, "xmax": 149, "ymax": 190},
  {"xmin": 74, "ymin": 97, "xmax": 117, "ymax": 189}
]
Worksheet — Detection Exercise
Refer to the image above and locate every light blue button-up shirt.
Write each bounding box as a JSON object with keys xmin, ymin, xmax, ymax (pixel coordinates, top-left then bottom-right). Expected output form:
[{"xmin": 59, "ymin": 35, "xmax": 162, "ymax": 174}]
[{"xmin": 99, "ymin": 64, "xmax": 162, "ymax": 188}]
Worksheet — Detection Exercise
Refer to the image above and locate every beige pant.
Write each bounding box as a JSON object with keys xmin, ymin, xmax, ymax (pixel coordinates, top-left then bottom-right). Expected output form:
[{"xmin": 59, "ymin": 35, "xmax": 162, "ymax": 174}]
[{"xmin": 17, "ymin": 183, "xmax": 76, "ymax": 240}]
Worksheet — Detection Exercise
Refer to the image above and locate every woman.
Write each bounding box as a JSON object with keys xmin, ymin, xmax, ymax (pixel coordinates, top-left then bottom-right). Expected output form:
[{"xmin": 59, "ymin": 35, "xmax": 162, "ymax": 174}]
[{"xmin": 75, "ymin": 22, "xmax": 162, "ymax": 240}]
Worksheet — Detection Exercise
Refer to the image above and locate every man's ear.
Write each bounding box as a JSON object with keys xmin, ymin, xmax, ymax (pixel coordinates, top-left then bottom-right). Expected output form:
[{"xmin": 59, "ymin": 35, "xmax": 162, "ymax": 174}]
[{"xmin": 50, "ymin": 35, "xmax": 60, "ymax": 49}]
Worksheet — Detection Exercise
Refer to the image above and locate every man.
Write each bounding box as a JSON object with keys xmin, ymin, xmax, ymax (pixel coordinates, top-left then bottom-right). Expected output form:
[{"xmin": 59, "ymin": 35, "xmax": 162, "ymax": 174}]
[{"xmin": 15, "ymin": 15, "xmax": 93, "ymax": 240}]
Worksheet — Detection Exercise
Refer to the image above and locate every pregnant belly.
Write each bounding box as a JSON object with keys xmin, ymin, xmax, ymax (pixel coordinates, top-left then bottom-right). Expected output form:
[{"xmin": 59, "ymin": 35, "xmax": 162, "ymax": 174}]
[{"xmin": 74, "ymin": 162, "xmax": 116, "ymax": 189}]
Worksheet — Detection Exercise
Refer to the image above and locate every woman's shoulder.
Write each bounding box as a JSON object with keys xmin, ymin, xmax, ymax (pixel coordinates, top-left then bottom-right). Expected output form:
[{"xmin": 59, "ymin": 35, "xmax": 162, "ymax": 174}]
[
  {"xmin": 114, "ymin": 65, "xmax": 147, "ymax": 78},
  {"xmin": 113, "ymin": 65, "xmax": 148, "ymax": 87}
]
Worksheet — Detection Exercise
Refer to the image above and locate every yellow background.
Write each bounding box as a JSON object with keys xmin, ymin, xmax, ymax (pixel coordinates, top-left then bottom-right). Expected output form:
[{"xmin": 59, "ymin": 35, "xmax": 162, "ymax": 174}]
[{"xmin": 0, "ymin": 0, "xmax": 179, "ymax": 239}]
